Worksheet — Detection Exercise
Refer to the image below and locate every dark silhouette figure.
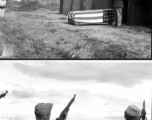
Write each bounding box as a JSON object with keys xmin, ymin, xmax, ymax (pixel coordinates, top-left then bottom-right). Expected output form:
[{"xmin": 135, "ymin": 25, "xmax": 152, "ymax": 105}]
[
  {"xmin": 0, "ymin": 90, "xmax": 8, "ymax": 99},
  {"xmin": 139, "ymin": 101, "xmax": 147, "ymax": 120},
  {"xmin": 57, "ymin": 94, "xmax": 76, "ymax": 120}
]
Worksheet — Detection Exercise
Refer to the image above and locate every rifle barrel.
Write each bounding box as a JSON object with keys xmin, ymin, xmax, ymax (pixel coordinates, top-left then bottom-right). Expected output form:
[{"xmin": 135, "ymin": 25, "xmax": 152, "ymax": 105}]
[{"xmin": 143, "ymin": 100, "xmax": 145, "ymax": 109}]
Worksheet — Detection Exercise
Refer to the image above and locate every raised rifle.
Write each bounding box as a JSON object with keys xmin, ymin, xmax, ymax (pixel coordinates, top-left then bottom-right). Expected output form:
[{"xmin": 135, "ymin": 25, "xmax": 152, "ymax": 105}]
[
  {"xmin": 140, "ymin": 100, "xmax": 147, "ymax": 120},
  {"xmin": 57, "ymin": 94, "xmax": 76, "ymax": 120},
  {"xmin": 0, "ymin": 90, "xmax": 8, "ymax": 99}
]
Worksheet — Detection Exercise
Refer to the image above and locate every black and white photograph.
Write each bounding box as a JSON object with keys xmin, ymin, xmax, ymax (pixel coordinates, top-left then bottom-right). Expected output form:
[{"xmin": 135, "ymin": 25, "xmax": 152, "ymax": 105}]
[
  {"xmin": 0, "ymin": 0, "xmax": 151, "ymax": 120},
  {"xmin": 0, "ymin": 0, "xmax": 151, "ymax": 59},
  {"xmin": 0, "ymin": 61, "xmax": 151, "ymax": 120}
]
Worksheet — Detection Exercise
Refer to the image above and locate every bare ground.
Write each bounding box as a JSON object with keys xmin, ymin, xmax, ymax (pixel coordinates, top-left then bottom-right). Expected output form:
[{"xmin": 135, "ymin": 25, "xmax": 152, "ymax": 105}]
[{"xmin": 0, "ymin": 3, "xmax": 151, "ymax": 59}]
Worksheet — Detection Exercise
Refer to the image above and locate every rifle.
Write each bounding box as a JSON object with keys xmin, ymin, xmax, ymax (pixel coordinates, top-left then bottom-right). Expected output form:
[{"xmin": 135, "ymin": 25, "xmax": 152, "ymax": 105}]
[
  {"xmin": 57, "ymin": 94, "xmax": 76, "ymax": 120},
  {"xmin": 139, "ymin": 100, "xmax": 147, "ymax": 120},
  {"xmin": 0, "ymin": 90, "xmax": 8, "ymax": 99},
  {"xmin": 64, "ymin": 94, "xmax": 76, "ymax": 112}
]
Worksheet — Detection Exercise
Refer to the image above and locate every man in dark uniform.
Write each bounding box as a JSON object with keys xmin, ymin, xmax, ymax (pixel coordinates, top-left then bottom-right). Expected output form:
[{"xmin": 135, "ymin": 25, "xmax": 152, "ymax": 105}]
[
  {"xmin": 56, "ymin": 94, "xmax": 76, "ymax": 120},
  {"xmin": 113, "ymin": 0, "xmax": 124, "ymax": 27}
]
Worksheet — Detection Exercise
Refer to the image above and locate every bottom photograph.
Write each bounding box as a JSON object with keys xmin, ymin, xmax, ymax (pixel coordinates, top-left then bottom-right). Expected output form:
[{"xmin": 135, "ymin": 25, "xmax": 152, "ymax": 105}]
[{"xmin": 0, "ymin": 61, "xmax": 151, "ymax": 120}]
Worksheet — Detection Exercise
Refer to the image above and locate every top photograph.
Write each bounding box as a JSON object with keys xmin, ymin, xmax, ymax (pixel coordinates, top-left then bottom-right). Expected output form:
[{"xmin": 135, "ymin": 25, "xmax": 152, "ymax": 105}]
[{"xmin": 0, "ymin": 0, "xmax": 151, "ymax": 60}]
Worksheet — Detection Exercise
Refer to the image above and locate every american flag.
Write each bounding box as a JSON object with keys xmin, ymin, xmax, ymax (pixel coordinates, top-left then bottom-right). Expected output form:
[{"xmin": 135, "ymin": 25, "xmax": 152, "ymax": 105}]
[{"xmin": 68, "ymin": 9, "xmax": 114, "ymax": 25}]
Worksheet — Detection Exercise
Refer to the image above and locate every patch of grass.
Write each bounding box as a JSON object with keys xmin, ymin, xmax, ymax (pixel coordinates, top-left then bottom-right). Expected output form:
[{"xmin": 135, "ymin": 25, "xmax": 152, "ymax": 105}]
[
  {"xmin": 0, "ymin": 18, "xmax": 80, "ymax": 59},
  {"xmin": 40, "ymin": 2, "xmax": 59, "ymax": 11},
  {"xmin": 0, "ymin": 18, "xmax": 29, "ymax": 57},
  {"xmin": 49, "ymin": 28, "xmax": 57, "ymax": 33},
  {"xmin": 66, "ymin": 29, "xmax": 83, "ymax": 33},
  {"xmin": 0, "ymin": 17, "xmax": 7, "ymax": 25},
  {"xmin": 0, "ymin": 39, "xmax": 2, "ymax": 56},
  {"xmin": 6, "ymin": 0, "xmax": 60, "ymax": 11},
  {"xmin": 92, "ymin": 44, "xmax": 126, "ymax": 59},
  {"xmin": 121, "ymin": 25, "xmax": 151, "ymax": 34},
  {"xmin": 49, "ymin": 46, "xmax": 80, "ymax": 59},
  {"xmin": 15, "ymin": 39, "xmax": 80, "ymax": 59},
  {"xmin": 58, "ymin": 17, "xmax": 67, "ymax": 20},
  {"xmin": 73, "ymin": 42, "xmax": 82, "ymax": 51},
  {"xmin": 84, "ymin": 36, "xmax": 110, "ymax": 47},
  {"xmin": 5, "ymin": 0, "xmax": 21, "ymax": 11},
  {"xmin": 44, "ymin": 22, "xmax": 55, "ymax": 27},
  {"xmin": 83, "ymin": 36, "xmax": 150, "ymax": 59},
  {"xmin": 18, "ymin": 1, "xmax": 41, "ymax": 11},
  {"xmin": 91, "ymin": 43, "xmax": 148, "ymax": 59}
]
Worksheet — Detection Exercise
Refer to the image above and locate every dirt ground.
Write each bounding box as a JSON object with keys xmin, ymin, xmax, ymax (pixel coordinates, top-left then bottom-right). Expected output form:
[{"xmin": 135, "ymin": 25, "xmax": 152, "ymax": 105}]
[{"xmin": 0, "ymin": 2, "xmax": 151, "ymax": 59}]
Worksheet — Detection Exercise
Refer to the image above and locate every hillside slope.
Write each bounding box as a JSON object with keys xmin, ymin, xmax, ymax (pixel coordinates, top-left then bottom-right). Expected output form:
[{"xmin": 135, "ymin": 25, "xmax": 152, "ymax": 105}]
[{"xmin": 0, "ymin": 1, "xmax": 151, "ymax": 59}]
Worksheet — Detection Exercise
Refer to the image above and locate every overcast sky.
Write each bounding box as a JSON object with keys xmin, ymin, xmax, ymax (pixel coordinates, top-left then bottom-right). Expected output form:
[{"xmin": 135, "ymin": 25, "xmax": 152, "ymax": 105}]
[{"xmin": 0, "ymin": 61, "xmax": 151, "ymax": 120}]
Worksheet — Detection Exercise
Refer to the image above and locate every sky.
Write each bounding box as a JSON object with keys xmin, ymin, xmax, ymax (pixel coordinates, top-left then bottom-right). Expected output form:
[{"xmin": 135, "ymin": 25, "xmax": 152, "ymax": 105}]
[{"xmin": 0, "ymin": 61, "xmax": 151, "ymax": 120}]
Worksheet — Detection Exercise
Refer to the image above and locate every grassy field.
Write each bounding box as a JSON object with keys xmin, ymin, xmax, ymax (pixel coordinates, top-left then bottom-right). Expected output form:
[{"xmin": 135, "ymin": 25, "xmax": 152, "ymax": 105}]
[
  {"xmin": 0, "ymin": 0, "xmax": 151, "ymax": 59},
  {"xmin": 0, "ymin": 16, "xmax": 78, "ymax": 59}
]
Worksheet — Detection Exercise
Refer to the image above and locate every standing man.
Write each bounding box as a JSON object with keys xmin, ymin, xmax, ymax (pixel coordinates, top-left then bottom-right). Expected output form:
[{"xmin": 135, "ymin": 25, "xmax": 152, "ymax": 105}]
[
  {"xmin": 124, "ymin": 105, "xmax": 141, "ymax": 120},
  {"xmin": 0, "ymin": 90, "xmax": 8, "ymax": 99},
  {"xmin": 35, "ymin": 103, "xmax": 53, "ymax": 120},
  {"xmin": 56, "ymin": 94, "xmax": 76, "ymax": 120},
  {"xmin": 0, "ymin": 0, "xmax": 6, "ymax": 17},
  {"xmin": 113, "ymin": 0, "xmax": 124, "ymax": 27}
]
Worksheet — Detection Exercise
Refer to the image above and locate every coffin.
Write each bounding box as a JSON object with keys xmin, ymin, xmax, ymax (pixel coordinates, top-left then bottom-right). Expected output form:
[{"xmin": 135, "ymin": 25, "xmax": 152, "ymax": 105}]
[{"xmin": 68, "ymin": 9, "xmax": 114, "ymax": 25}]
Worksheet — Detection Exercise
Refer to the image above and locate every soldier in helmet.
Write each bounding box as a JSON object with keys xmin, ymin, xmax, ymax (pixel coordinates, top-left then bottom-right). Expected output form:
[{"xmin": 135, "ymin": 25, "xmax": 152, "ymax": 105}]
[
  {"xmin": 124, "ymin": 105, "xmax": 141, "ymax": 120},
  {"xmin": 35, "ymin": 103, "xmax": 53, "ymax": 120}
]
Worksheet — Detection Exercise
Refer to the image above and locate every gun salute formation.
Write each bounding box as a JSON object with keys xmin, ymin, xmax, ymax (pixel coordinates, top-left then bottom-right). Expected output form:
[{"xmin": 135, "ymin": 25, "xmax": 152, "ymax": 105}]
[{"xmin": 0, "ymin": 91, "xmax": 148, "ymax": 120}]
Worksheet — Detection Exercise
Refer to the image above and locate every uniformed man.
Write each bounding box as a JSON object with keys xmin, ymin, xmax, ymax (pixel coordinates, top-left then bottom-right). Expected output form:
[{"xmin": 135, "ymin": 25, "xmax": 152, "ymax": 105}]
[
  {"xmin": 56, "ymin": 94, "xmax": 76, "ymax": 120},
  {"xmin": 35, "ymin": 103, "xmax": 53, "ymax": 120},
  {"xmin": 124, "ymin": 105, "xmax": 141, "ymax": 120},
  {"xmin": 0, "ymin": 90, "xmax": 8, "ymax": 99},
  {"xmin": 113, "ymin": 0, "xmax": 124, "ymax": 27},
  {"xmin": 0, "ymin": 0, "xmax": 6, "ymax": 17}
]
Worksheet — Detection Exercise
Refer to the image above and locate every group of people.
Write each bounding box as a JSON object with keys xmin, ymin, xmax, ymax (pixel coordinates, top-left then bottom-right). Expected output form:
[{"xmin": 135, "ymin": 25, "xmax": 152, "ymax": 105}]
[
  {"xmin": 0, "ymin": 90, "xmax": 147, "ymax": 120},
  {"xmin": 0, "ymin": 91, "xmax": 76, "ymax": 120}
]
